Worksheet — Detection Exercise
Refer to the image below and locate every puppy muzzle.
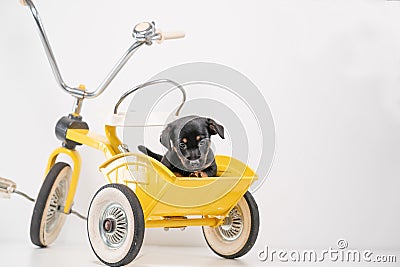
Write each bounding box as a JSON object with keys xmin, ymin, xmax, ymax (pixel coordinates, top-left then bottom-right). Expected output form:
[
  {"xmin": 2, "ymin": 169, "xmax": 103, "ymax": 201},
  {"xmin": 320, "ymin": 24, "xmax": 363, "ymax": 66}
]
[{"xmin": 189, "ymin": 160, "xmax": 201, "ymax": 168}]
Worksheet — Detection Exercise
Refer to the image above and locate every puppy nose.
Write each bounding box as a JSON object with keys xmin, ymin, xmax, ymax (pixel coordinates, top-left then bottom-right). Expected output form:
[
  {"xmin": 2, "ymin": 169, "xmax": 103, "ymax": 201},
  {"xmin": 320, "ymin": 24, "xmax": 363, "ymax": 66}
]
[{"xmin": 190, "ymin": 160, "xmax": 200, "ymax": 167}]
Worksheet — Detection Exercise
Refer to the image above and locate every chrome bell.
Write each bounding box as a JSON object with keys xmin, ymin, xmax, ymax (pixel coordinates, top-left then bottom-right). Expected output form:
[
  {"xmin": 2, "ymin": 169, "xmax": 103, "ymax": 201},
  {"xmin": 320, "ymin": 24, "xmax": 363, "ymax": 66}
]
[{"xmin": 132, "ymin": 21, "xmax": 156, "ymax": 43}]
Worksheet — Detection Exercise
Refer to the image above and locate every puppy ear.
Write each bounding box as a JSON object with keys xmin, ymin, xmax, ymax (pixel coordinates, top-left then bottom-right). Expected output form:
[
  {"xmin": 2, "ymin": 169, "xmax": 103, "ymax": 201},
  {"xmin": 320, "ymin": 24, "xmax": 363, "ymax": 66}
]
[
  {"xmin": 160, "ymin": 125, "xmax": 172, "ymax": 150},
  {"xmin": 207, "ymin": 118, "xmax": 225, "ymax": 139}
]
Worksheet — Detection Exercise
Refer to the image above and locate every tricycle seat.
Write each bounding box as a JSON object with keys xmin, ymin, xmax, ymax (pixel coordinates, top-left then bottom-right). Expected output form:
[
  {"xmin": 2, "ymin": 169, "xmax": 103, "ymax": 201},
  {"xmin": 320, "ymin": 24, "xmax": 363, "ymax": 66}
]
[{"xmin": 106, "ymin": 112, "xmax": 178, "ymax": 127}]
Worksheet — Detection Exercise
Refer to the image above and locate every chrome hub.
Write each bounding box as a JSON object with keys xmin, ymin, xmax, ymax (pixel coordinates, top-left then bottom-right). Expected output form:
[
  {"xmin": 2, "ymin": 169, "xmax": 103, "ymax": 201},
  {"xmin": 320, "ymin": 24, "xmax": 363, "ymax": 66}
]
[
  {"xmin": 217, "ymin": 206, "xmax": 244, "ymax": 241},
  {"xmin": 100, "ymin": 203, "xmax": 128, "ymax": 248}
]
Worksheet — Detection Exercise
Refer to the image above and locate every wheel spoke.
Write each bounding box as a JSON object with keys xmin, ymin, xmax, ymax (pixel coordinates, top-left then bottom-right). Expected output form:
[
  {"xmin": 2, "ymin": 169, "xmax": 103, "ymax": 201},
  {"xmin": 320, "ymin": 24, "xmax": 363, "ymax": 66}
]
[
  {"xmin": 45, "ymin": 180, "xmax": 67, "ymax": 233},
  {"xmin": 100, "ymin": 203, "xmax": 128, "ymax": 248},
  {"xmin": 217, "ymin": 206, "xmax": 244, "ymax": 241}
]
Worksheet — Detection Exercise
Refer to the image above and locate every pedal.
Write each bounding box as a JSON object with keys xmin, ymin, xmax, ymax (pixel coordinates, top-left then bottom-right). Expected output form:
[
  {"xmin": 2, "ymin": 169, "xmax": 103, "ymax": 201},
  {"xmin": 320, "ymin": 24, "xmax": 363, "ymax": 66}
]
[{"xmin": 0, "ymin": 177, "xmax": 16, "ymax": 198}]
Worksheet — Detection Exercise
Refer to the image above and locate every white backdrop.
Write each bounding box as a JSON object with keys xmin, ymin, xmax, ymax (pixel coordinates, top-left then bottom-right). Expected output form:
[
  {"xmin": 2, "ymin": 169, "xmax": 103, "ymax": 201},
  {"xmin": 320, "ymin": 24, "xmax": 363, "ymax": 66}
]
[{"xmin": 1, "ymin": 0, "xmax": 400, "ymax": 255}]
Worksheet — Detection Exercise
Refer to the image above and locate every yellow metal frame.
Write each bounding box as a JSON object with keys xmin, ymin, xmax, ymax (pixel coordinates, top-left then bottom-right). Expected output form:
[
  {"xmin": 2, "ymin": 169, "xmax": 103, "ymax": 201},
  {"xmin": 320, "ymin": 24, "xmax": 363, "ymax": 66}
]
[
  {"xmin": 45, "ymin": 125, "xmax": 120, "ymax": 214},
  {"xmin": 44, "ymin": 123, "xmax": 257, "ymax": 228},
  {"xmin": 45, "ymin": 147, "xmax": 81, "ymax": 214}
]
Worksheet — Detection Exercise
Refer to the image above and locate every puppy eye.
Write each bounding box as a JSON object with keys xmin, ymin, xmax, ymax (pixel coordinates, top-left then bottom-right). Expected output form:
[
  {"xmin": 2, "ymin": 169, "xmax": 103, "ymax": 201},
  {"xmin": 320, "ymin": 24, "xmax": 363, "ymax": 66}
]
[
  {"xmin": 199, "ymin": 139, "xmax": 206, "ymax": 146},
  {"xmin": 179, "ymin": 143, "xmax": 187, "ymax": 149}
]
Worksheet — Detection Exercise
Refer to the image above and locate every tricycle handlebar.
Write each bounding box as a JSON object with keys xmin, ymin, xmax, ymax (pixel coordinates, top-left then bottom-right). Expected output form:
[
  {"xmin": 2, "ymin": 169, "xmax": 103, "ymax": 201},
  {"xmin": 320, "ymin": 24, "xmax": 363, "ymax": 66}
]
[
  {"xmin": 157, "ymin": 31, "xmax": 186, "ymax": 43},
  {"xmin": 21, "ymin": 0, "xmax": 185, "ymax": 100}
]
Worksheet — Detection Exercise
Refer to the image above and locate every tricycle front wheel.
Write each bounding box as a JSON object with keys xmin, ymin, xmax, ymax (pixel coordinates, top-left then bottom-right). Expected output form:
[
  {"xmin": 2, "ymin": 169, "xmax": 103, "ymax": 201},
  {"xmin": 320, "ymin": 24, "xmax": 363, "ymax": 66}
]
[
  {"xmin": 87, "ymin": 183, "xmax": 145, "ymax": 267},
  {"xmin": 202, "ymin": 191, "xmax": 259, "ymax": 259},
  {"xmin": 30, "ymin": 162, "xmax": 71, "ymax": 247}
]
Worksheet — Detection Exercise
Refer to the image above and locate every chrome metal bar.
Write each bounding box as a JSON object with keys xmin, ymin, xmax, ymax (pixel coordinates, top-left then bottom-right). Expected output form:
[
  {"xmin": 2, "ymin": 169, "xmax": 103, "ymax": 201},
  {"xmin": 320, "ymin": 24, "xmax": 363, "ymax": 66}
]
[
  {"xmin": 70, "ymin": 209, "xmax": 87, "ymax": 220},
  {"xmin": 84, "ymin": 41, "xmax": 145, "ymax": 99},
  {"xmin": 113, "ymin": 79, "xmax": 187, "ymax": 115},
  {"xmin": 72, "ymin": 97, "xmax": 84, "ymax": 115},
  {"xmin": 25, "ymin": 0, "xmax": 83, "ymax": 97},
  {"xmin": 24, "ymin": 0, "xmax": 145, "ymax": 99},
  {"xmin": 0, "ymin": 175, "xmax": 87, "ymax": 220},
  {"xmin": 14, "ymin": 190, "xmax": 35, "ymax": 202}
]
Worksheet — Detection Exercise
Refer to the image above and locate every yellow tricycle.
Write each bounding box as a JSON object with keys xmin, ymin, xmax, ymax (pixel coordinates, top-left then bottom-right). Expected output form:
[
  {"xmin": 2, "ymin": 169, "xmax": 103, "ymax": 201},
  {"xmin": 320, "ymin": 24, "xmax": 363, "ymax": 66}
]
[{"xmin": 21, "ymin": 0, "xmax": 260, "ymax": 266}]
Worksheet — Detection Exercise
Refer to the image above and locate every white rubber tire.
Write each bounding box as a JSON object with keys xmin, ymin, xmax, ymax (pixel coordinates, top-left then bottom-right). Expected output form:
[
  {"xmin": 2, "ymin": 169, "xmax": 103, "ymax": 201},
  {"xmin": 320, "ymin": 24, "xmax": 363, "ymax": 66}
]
[
  {"xmin": 30, "ymin": 162, "xmax": 71, "ymax": 247},
  {"xmin": 87, "ymin": 184, "xmax": 144, "ymax": 267},
  {"xmin": 202, "ymin": 191, "xmax": 259, "ymax": 258}
]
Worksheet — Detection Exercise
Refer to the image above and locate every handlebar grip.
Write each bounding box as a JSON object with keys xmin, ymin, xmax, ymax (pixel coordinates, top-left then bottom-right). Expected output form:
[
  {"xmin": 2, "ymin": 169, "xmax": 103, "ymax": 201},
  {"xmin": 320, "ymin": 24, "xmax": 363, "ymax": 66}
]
[
  {"xmin": 19, "ymin": 0, "xmax": 28, "ymax": 6},
  {"xmin": 157, "ymin": 31, "xmax": 185, "ymax": 43}
]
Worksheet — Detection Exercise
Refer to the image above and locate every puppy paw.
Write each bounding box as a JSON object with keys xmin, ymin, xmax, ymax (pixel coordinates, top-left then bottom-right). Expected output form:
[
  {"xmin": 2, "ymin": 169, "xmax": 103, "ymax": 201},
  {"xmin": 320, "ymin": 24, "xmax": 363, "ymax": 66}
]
[
  {"xmin": 199, "ymin": 171, "xmax": 208, "ymax": 177},
  {"xmin": 174, "ymin": 172, "xmax": 184, "ymax": 177},
  {"xmin": 189, "ymin": 172, "xmax": 199, "ymax": 177},
  {"xmin": 189, "ymin": 172, "xmax": 208, "ymax": 178}
]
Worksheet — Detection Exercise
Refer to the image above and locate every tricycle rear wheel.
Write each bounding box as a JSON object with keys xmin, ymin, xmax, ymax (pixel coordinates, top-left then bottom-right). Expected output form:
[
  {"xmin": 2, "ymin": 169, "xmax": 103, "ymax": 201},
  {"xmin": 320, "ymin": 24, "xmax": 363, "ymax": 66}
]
[
  {"xmin": 87, "ymin": 183, "xmax": 145, "ymax": 267},
  {"xmin": 202, "ymin": 191, "xmax": 259, "ymax": 259}
]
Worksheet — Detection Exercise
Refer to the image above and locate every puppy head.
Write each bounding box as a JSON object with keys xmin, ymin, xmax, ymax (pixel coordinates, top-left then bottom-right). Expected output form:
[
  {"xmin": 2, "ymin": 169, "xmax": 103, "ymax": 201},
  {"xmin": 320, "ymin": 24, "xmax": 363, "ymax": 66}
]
[{"xmin": 160, "ymin": 116, "xmax": 224, "ymax": 172}]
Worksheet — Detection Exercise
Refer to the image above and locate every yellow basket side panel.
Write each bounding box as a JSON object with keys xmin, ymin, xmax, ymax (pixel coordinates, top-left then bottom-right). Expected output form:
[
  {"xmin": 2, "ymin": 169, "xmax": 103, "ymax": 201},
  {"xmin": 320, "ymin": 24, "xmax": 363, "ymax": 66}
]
[{"xmin": 99, "ymin": 153, "xmax": 258, "ymax": 221}]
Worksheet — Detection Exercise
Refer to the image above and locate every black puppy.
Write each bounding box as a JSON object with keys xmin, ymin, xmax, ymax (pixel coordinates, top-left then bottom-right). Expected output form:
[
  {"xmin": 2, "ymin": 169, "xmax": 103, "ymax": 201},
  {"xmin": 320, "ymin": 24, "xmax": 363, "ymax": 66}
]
[{"xmin": 138, "ymin": 115, "xmax": 224, "ymax": 177}]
